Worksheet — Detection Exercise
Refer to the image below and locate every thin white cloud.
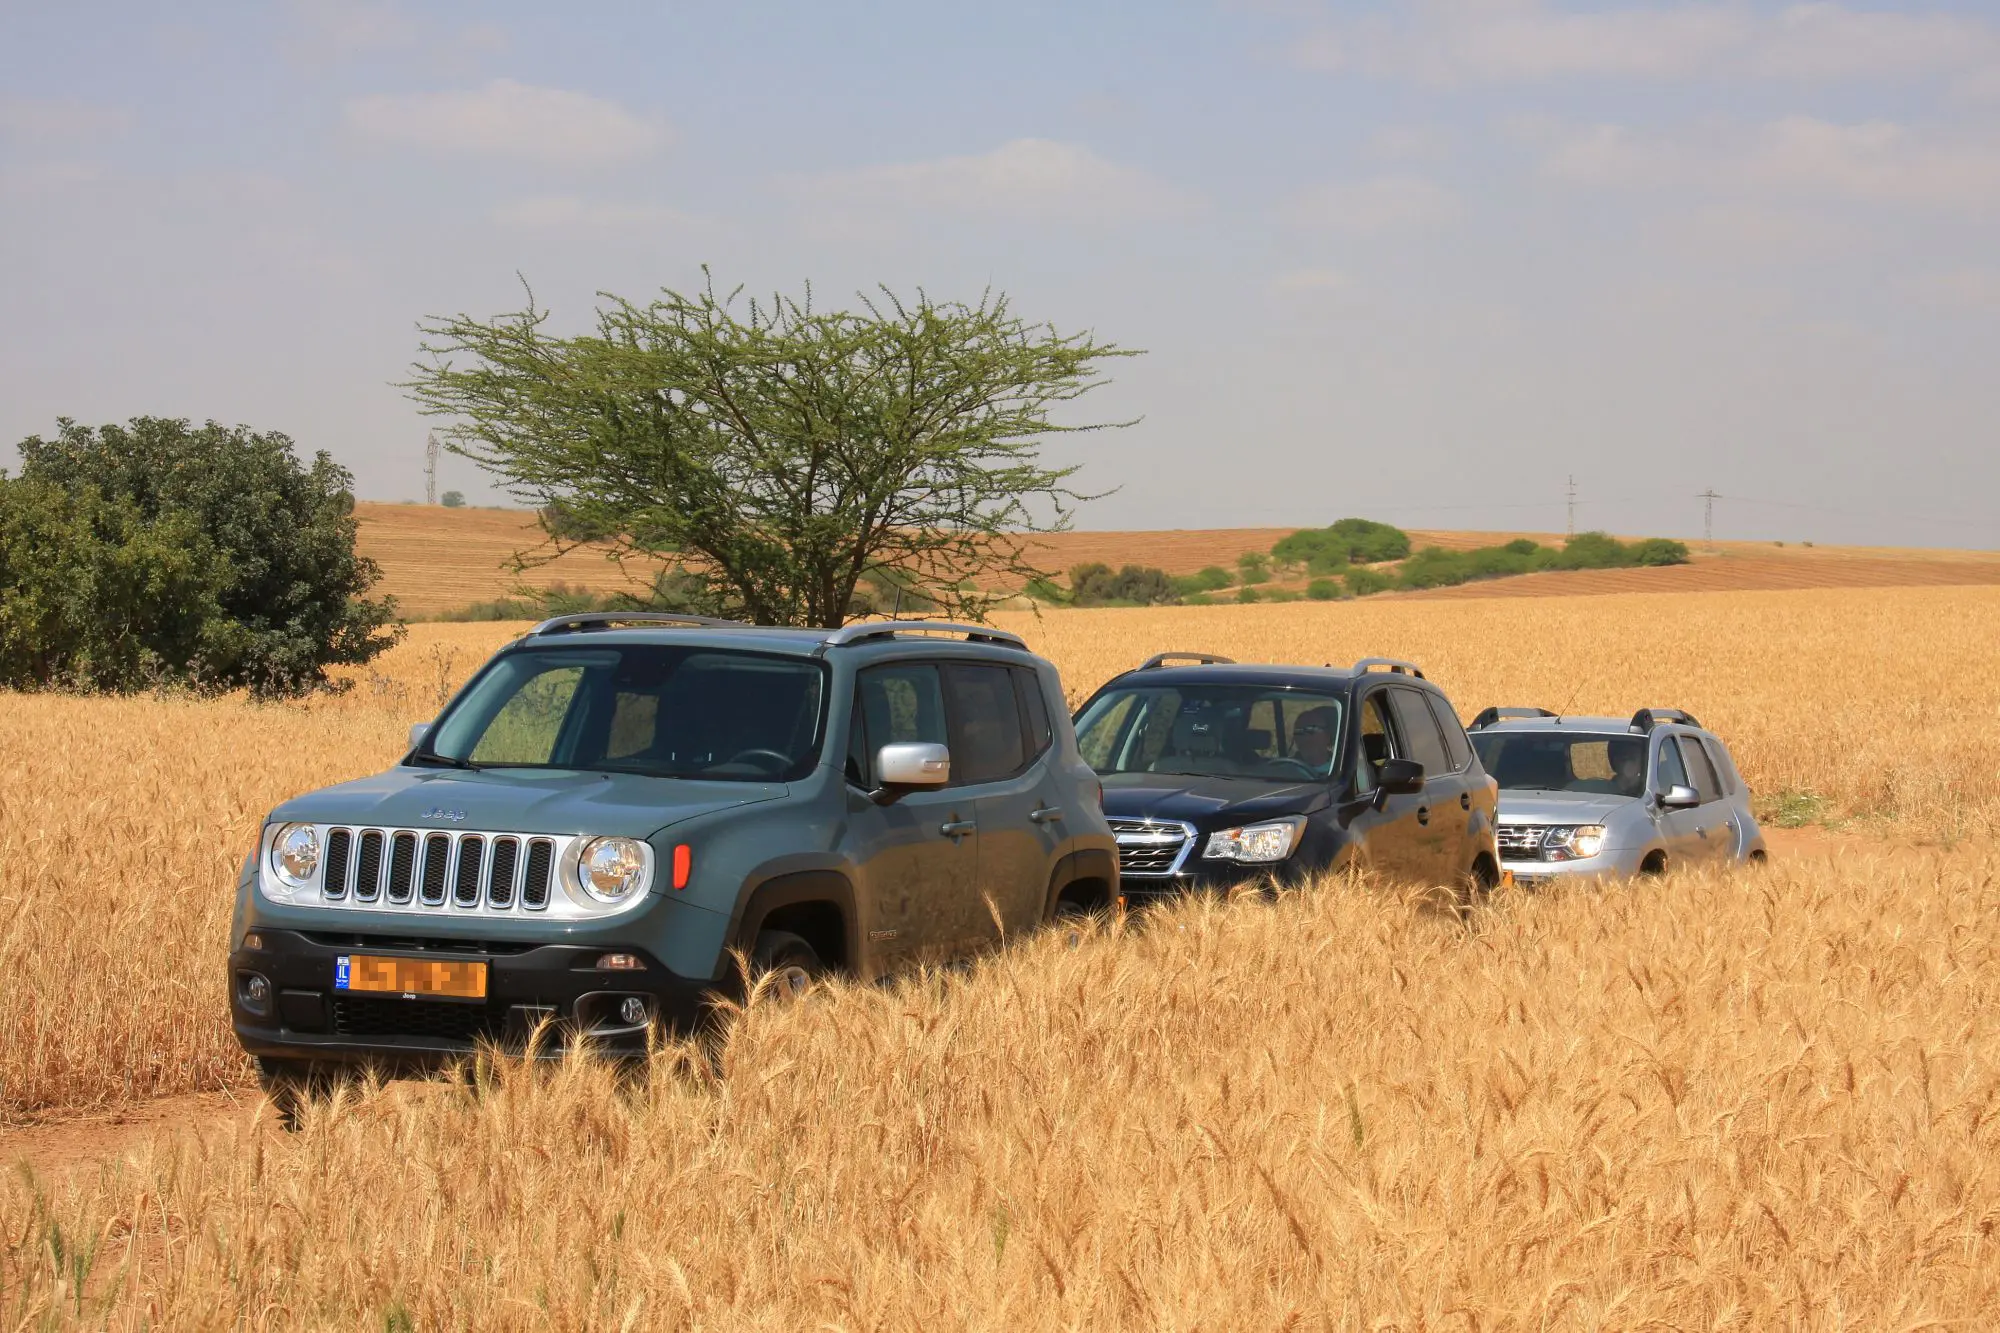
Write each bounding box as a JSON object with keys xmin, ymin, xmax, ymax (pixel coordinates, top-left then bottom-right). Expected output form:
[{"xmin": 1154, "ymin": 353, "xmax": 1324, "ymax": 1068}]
[
  {"xmin": 343, "ymin": 80, "xmax": 668, "ymax": 166},
  {"xmin": 1541, "ymin": 116, "xmax": 2000, "ymax": 210},
  {"xmin": 492, "ymin": 195, "xmax": 693, "ymax": 232},
  {"xmin": 1291, "ymin": 2, "xmax": 2000, "ymax": 93},
  {"xmin": 286, "ymin": 0, "xmax": 418, "ymax": 59},
  {"xmin": 1284, "ymin": 176, "xmax": 1459, "ymax": 234},
  {"xmin": 790, "ymin": 138, "xmax": 1197, "ymax": 226},
  {"xmin": 0, "ymin": 97, "xmax": 131, "ymax": 141}
]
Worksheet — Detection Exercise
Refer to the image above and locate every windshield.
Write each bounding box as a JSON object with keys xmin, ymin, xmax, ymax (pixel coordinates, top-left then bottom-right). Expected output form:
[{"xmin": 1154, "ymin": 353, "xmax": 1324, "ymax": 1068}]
[
  {"xmin": 1075, "ymin": 683, "xmax": 1344, "ymax": 781},
  {"xmin": 422, "ymin": 645, "xmax": 826, "ymax": 782},
  {"xmin": 1471, "ymin": 731, "xmax": 1646, "ymax": 797}
]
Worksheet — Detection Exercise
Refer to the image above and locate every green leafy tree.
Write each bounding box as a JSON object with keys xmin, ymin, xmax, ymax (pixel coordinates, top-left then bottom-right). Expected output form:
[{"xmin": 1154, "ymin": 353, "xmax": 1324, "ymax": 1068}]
[
  {"xmin": 1067, "ymin": 562, "xmax": 1177, "ymax": 607},
  {"xmin": 1235, "ymin": 551, "xmax": 1271, "ymax": 585},
  {"xmin": 406, "ymin": 274, "xmax": 1138, "ymax": 628},
  {"xmin": 1271, "ymin": 518, "xmax": 1411, "ymax": 572},
  {"xmin": 440, "ymin": 490, "xmax": 466, "ymax": 508},
  {"xmin": 4, "ymin": 418, "xmax": 399, "ymax": 696}
]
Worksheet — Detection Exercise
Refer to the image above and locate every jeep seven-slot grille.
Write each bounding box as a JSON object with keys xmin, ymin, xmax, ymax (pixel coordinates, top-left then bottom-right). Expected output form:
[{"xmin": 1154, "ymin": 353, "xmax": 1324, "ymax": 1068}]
[
  {"xmin": 1107, "ymin": 817, "xmax": 1196, "ymax": 877},
  {"xmin": 312, "ymin": 828, "xmax": 560, "ymax": 915}
]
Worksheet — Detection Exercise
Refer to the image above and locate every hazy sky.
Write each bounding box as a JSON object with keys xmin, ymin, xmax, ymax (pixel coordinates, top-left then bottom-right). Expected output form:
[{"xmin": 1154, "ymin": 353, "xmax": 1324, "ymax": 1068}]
[{"xmin": 4, "ymin": 1, "xmax": 1997, "ymax": 546}]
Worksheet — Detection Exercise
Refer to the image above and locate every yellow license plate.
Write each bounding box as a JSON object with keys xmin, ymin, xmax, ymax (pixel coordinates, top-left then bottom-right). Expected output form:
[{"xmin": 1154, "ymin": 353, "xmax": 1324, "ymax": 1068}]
[{"xmin": 335, "ymin": 954, "xmax": 487, "ymax": 1000}]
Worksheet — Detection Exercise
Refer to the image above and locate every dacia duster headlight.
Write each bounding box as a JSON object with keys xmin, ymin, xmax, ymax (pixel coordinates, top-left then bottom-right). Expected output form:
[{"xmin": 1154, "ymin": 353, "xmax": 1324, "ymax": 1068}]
[
  {"xmin": 1202, "ymin": 816, "xmax": 1306, "ymax": 864},
  {"xmin": 1546, "ymin": 825, "xmax": 1607, "ymax": 860},
  {"xmin": 269, "ymin": 823, "xmax": 321, "ymax": 889},
  {"xmin": 576, "ymin": 836, "xmax": 650, "ymax": 903}
]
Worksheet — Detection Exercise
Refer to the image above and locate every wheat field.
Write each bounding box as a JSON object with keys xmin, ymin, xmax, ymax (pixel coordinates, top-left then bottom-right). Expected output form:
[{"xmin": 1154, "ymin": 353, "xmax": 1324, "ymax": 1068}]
[{"xmin": 4, "ymin": 586, "xmax": 2000, "ymax": 1326}]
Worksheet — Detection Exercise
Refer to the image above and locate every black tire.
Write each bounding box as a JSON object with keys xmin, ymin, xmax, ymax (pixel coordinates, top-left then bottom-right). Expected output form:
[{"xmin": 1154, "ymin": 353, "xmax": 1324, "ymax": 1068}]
[
  {"xmin": 255, "ymin": 1056, "xmax": 347, "ymax": 1132},
  {"xmin": 1640, "ymin": 851, "xmax": 1668, "ymax": 876},
  {"xmin": 1455, "ymin": 857, "xmax": 1499, "ymax": 916},
  {"xmin": 750, "ymin": 930, "xmax": 824, "ymax": 1002}
]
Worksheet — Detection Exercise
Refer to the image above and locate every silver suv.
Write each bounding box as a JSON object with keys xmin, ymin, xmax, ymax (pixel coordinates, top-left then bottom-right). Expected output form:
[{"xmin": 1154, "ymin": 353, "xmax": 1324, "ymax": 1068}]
[{"xmin": 1465, "ymin": 707, "xmax": 1767, "ymax": 883}]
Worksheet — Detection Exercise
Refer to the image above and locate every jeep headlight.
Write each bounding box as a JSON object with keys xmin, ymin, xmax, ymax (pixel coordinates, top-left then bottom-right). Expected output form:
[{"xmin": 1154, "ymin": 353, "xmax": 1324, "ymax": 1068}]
[
  {"xmin": 577, "ymin": 836, "xmax": 650, "ymax": 903},
  {"xmin": 1547, "ymin": 825, "xmax": 1607, "ymax": 860},
  {"xmin": 1202, "ymin": 816, "xmax": 1306, "ymax": 864},
  {"xmin": 269, "ymin": 823, "xmax": 320, "ymax": 888}
]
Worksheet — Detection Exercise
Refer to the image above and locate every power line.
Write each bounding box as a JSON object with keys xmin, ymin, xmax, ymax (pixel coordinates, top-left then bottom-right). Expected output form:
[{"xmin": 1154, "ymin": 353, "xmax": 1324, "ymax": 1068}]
[
  {"xmin": 1697, "ymin": 488, "xmax": 1721, "ymax": 551},
  {"xmin": 424, "ymin": 431, "xmax": 439, "ymax": 506},
  {"xmin": 1566, "ymin": 475, "xmax": 1577, "ymax": 538}
]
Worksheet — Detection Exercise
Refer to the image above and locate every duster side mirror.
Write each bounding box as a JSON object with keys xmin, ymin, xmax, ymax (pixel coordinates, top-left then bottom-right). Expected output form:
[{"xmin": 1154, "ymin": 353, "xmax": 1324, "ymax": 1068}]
[
  {"xmin": 1658, "ymin": 784, "xmax": 1700, "ymax": 809},
  {"xmin": 408, "ymin": 722, "xmax": 431, "ymax": 751}
]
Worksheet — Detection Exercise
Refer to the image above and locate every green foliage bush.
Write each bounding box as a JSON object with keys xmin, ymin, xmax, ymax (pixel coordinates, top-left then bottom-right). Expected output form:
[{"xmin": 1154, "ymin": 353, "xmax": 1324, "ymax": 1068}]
[
  {"xmin": 1376, "ymin": 531, "xmax": 1692, "ymax": 595},
  {"xmin": 1068, "ymin": 562, "xmax": 1178, "ymax": 607},
  {"xmin": 1172, "ymin": 565, "xmax": 1234, "ymax": 596},
  {"xmin": 440, "ymin": 491, "xmax": 466, "ymax": 508},
  {"xmin": 0, "ymin": 418, "xmax": 399, "ymax": 696},
  {"xmin": 1235, "ymin": 552, "xmax": 1271, "ymax": 585},
  {"xmin": 1344, "ymin": 566, "xmax": 1395, "ymax": 597},
  {"xmin": 1305, "ymin": 577, "xmax": 1344, "ymax": 601},
  {"xmin": 1272, "ymin": 518, "xmax": 1412, "ymax": 572}
]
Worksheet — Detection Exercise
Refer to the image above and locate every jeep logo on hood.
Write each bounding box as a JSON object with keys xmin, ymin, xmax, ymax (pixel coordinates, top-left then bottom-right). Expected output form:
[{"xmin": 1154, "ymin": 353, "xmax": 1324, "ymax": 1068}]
[{"xmin": 421, "ymin": 807, "xmax": 467, "ymax": 823}]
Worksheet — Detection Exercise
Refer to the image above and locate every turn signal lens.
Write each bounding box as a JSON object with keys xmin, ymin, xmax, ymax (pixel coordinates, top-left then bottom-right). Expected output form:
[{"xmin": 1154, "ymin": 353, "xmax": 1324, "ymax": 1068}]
[
  {"xmin": 595, "ymin": 952, "xmax": 644, "ymax": 972},
  {"xmin": 241, "ymin": 932, "xmax": 265, "ymax": 951},
  {"xmin": 671, "ymin": 843, "xmax": 692, "ymax": 890}
]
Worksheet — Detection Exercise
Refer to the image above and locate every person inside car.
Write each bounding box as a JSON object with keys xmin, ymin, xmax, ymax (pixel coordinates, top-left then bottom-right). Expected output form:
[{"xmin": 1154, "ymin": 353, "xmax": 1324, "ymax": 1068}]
[{"xmin": 1292, "ymin": 705, "xmax": 1339, "ymax": 777}]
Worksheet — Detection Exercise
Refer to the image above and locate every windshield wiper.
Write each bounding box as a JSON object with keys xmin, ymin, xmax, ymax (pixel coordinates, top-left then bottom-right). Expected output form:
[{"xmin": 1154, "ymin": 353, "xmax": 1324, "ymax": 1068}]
[{"xmin": 410, "ymin": 751, "xmax": 481, "ymax": 771}]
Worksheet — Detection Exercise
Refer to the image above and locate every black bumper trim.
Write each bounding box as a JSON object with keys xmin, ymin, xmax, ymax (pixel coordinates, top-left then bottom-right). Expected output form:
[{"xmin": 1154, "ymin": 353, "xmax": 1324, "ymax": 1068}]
[{"xmin": 231, "ymin": 930, "xmax": 719, "ymax": 1066}]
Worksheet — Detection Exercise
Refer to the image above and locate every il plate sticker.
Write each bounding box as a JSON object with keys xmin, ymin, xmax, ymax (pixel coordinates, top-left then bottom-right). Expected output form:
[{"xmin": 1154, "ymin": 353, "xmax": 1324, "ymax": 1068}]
[{"xmin": 334, "ymin": 955, "xmax": 351, "ymax": 990}]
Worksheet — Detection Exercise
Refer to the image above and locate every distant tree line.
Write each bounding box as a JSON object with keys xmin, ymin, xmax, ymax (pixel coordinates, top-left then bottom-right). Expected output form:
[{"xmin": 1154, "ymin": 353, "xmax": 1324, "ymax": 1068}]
[{"xmin": 1031, "ymin": 519, "xmax": 1690, "ymax": 608}]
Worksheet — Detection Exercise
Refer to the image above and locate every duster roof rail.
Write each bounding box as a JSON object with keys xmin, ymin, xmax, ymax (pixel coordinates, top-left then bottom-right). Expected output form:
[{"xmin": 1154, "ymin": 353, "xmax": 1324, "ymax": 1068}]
[
  {"xmin": 527, "ymin": 611, "xmax": 747, "ymax": 636},
  {"xmin": 1468, "ymin": 706, "xmax": 1557, "ymax": 731},
  {"xmin": 1631, "ymin": 708, "xmax": 1701, "ymax": 732}
]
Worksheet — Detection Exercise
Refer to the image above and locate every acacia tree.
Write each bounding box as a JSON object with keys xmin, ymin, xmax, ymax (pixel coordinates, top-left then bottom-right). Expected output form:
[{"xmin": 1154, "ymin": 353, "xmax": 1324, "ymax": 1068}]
[{"xmin": 405, "ymin": 275, "xmax": 1137, "ymax": 627}]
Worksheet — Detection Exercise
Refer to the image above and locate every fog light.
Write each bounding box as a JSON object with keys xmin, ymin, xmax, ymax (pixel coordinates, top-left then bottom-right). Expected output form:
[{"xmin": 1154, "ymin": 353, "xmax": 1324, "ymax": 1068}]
[
  {"xmin": 241, "ymin": 932, "xmax": 264, "ymax": 951},
  {"xmin": 595, "ymin": 952, "xmax": 644, "ymax": 972},
  {"xmin": 239, "ymin": 972, "xmax": 272, "ymax": 1016},
  {"xmin": 619, "ymin": 996, "xmax": 647, "ymax": 1026}
]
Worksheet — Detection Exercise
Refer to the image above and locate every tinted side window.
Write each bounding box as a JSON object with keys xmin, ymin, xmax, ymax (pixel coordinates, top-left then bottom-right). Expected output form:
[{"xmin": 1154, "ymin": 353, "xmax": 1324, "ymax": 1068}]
[
  {"xmin": 1353, "ymin": 692, "xmax": 1397, "ymax": 793},
  {"xmin": 1013, "ymin": 667, "xmax": 1053, "ymax": 760},
  {"xmin": 1677, "ymin": 736, "xmax": 1723, "ymax": 804},
  {"xmin": 943, "ymin": 663, "xmax": 1026, "ymax": 785},
  {"xmin": 1426, "ymin": 695, "xmax": 1473, "ymax": 772},
  {"xmin": 1655, "ymin": 735, "xmax": 1690, "ymax": 792},
  {"xmin": 1387, "ymin": 688, "xmax": 1450, "ymax": 777},
  {"xmin": 1699, "ymin": 738, "xmax": 1736, "ymax": 795},
  {"xmin": 856, "ymin": 664, "xmax": 947, "ymax": 785}
]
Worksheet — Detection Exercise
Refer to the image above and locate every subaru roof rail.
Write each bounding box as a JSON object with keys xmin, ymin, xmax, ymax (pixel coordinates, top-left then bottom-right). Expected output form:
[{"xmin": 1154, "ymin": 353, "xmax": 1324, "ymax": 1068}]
[
  {"xmin": 1135, "ymin": 652, "xmax": 1237, "ymax": 671},
  {"xmin": 1631, "ymin": 707, "xmax": 1701, "ymax": 732},
  {"xmin": 528, "ymin": 611, "xmax": 748, "ymax": 636},
  {"xmin": 1353, "ymin": 657, "xmax": 1425, "ymax": 679},
  {"xmin": 1468, "ymin": 706, "xmax": 1557, "ymax": 731},
  {"xmin": 820, "ymin": 620, "xmax": 1028, "ymax": 651}
]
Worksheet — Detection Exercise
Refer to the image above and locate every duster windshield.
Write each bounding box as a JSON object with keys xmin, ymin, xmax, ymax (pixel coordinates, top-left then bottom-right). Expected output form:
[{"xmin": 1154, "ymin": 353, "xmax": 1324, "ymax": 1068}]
[{"xmin": 420, "ymin": 645, "xmax": 826, "ymax": 782}]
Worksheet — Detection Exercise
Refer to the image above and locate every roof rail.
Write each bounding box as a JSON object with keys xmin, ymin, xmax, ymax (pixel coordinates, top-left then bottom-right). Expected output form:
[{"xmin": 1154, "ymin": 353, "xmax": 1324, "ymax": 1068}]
[
  {"xmin": 1468, "ymin": 706, "xmax": 1557, "ymax": 731},
  {"xmin": 1136, "ymin": 652, "xmax": 1237, "ymax": 671},
  {"xmin": 820, "ymin": 620, "xmax": 1028, "ymax": 651},
  {"xmin": 1631, "ymin": 707, "xmax": 1701, "ymax": 732},
  {"xmin": 528, "ymin": 611, "xmax": 747, "ymax": 636},
  {"xmin": 1353, "ymin": 657, "xmax": 1425, "ymax": 679}
]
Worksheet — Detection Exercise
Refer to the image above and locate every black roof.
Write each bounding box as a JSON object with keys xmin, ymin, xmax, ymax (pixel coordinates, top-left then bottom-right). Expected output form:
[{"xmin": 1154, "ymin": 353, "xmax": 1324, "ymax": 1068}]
[{"xmin": 1106, "ymin": 661, "xmax": 1420, "ymax": 693}]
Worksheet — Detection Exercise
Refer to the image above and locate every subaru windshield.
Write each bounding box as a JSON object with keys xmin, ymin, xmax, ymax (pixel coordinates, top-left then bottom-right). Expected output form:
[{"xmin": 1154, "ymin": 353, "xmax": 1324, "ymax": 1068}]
[
  {"xmin": 1075, "ymin": 684, "xmax": 1345, "ymax": 781},
  {"xmin": 418, "ymin": 645, "xmax": 827, "ymax": 782},
  {"xmin": 1471, "ymin": 732, "xmax": 1645, "ymax": 797}
]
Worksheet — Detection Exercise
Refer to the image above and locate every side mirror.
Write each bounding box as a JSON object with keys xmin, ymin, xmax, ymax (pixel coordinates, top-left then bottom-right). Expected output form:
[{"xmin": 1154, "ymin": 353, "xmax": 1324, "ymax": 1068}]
[
  {"xmin": 871, "ymin": 742, "xmax": 950, "ymax": 802},
  {"xmin": 1377, "ymin": 757, "xmax": 1425, "ymax": 797},
  {"xmin": 408, "ymin": 722, "xmax": 431, "ymax": 751},
  {"xmin": 1659, "ymin": 784, "xmax": 1700, "ymax": 809}
]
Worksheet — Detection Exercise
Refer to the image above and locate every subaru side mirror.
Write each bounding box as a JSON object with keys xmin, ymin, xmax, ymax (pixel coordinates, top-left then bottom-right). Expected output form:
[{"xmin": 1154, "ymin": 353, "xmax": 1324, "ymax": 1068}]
[
  {"xmin": 1659, "ymin": 784, "xmax": 1700, "ymax": 809},
  {"xmin": 408, "ymin": 722, "xmax": 431, "ymax": 751},
  {"xmin": 1377, "ymin": 757, "xmax": 1425, "ymax": 797},
  {"xmin": 871, "ymin": 742, "xmax": 950, "ymax": 803}
]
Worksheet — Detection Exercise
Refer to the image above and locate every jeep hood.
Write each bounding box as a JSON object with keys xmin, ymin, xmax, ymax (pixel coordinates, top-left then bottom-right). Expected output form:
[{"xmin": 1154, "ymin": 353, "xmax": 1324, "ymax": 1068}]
[
  {"xmin": 1100, "ymin": 771, "xmax": 1327, "ymax": 827},
  {"xmin": 267, "ymin": 766, "xmax": 787, "ymax": 840},
  {"xmin": 1495, "ymin": 792, "xmax": 1636, "ymax": 825}
]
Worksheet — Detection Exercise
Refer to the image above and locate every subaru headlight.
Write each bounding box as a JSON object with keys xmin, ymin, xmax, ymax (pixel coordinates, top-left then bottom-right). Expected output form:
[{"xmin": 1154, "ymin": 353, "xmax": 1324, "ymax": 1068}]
[
  {"xmin": 1547, "ymin": 825, "xmax": 1607, "ymax": 860},
  {"xmin": 269, "ymin": 823, "xmax": 321, "ymax": 889},
  {"xmin": 576, "ymin": 836, "xmax": 650, "ymax": 903},
  {"xmin": 1202, "ymin": 816, "xmax": 1306, "ymax": 864}
]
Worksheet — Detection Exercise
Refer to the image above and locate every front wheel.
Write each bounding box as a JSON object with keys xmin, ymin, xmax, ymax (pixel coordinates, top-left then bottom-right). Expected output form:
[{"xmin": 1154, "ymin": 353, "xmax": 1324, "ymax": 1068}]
[
  {"xmin": 749, "ymin": 930, "xmax": 825, "ymax": 1003},
  {"xmin": 255, "ymin": 1056, "xmax": 349, "ymax": 1132}
]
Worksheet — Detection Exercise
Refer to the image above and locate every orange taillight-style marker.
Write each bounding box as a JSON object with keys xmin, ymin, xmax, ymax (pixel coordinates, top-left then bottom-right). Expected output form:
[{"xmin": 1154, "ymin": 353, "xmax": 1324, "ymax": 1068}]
[{"xmin": 671, "ymin": 844, "xmax": 692, "ymax": 890}]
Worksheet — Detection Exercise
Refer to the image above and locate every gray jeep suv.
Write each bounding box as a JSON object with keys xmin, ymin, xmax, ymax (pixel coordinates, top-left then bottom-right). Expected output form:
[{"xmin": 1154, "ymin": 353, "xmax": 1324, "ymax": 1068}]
[
  {"xmin": 1466, "ymin": 707, "xmax": 1767, "ymax": 883},
  {"xmin": 230, "ymin": 614, "xmax": 1115, "ymax": 1085}
]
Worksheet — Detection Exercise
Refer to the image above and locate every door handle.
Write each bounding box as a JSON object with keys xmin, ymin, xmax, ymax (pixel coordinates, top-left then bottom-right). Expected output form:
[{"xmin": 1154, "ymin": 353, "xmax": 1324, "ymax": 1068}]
[
  {"xmin": 1459, "ymin": 792, "xmax": 1471, "ymax": 811},
  {"xmin": 1029, "ymin": 806, "xmax": 1064, "ymax": 824},
  {"xmin": 939, "ymin": 819, "xmax": 976, "ymax": 838},
  {"xmin": 1416, "ymin": 806, "xmax": 1430, "ymax": 826}
]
